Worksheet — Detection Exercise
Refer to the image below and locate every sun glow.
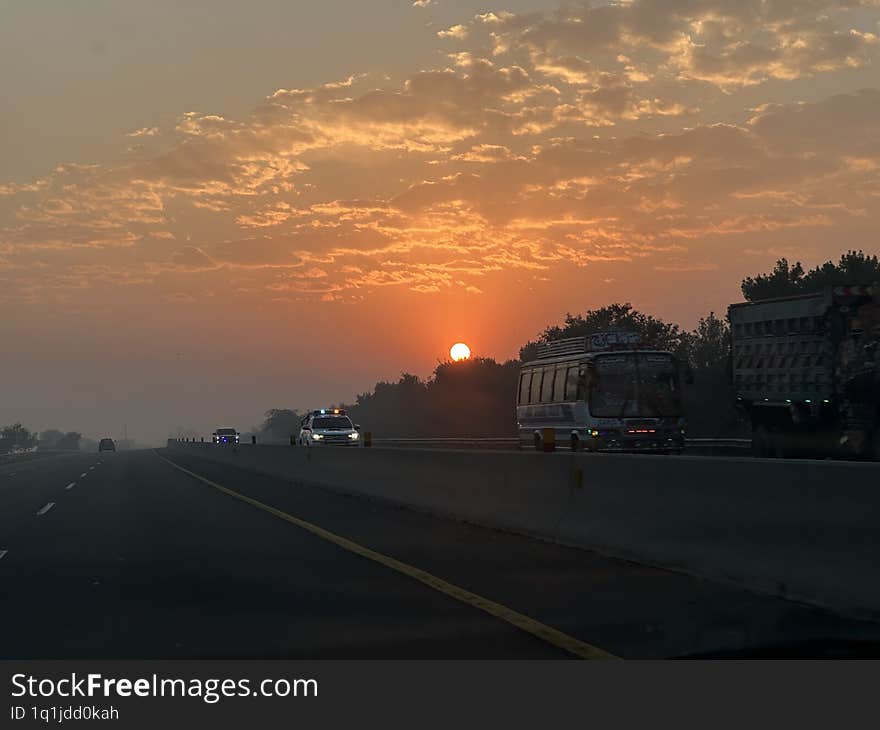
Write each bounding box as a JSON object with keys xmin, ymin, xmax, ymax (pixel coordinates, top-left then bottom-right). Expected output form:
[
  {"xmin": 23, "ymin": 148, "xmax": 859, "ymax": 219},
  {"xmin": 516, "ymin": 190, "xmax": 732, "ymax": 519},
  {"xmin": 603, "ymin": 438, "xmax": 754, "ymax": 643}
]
[{"xmin": 450, "ymin": 342, "xmax": 471, "ymax": 361}]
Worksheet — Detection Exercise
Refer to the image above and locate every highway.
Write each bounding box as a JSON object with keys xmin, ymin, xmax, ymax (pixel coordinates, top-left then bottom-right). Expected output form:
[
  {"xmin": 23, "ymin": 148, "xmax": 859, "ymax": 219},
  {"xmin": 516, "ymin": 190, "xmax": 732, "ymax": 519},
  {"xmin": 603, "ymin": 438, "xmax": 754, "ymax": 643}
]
[{"xmin": 1, "ymin": 448, "xmax": 878, "ymax": 659}]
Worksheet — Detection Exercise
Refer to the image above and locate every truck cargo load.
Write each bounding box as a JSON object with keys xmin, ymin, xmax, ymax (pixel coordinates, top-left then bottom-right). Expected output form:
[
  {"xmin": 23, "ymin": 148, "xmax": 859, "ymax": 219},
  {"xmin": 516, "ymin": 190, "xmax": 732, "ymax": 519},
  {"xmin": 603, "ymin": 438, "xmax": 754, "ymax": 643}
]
[{"xmin": 729, "ymin": 285, "xmax": 879, "ymax": 459}]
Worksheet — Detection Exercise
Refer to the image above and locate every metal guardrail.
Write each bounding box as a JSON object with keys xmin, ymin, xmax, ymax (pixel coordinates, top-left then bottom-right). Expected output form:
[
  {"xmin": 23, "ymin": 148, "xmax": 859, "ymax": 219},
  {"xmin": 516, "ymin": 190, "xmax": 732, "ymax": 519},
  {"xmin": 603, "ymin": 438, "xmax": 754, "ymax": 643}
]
[
  {"xmin": 168, "ymin": 436, "xmax": 751, "ymax": 451},
  {"xmin": 370, "ymin": 437, "xmax": 750, "ymax": 449}
]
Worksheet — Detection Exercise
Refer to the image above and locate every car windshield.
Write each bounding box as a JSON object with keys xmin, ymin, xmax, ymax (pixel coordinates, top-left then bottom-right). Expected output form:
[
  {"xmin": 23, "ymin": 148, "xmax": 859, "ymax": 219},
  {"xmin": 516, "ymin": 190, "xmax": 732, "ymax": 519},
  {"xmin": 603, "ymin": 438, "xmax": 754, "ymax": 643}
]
[
  {"xmin": 590, "ymin": 353, "xmax": 682, "ymax": 418},
  {"xmin": 216, "ymin": 428, "xmax": 237, "ymax": 435},
  {"xmin": 312, "ymin": 417, "xmax": 353, "ymax": 430}
]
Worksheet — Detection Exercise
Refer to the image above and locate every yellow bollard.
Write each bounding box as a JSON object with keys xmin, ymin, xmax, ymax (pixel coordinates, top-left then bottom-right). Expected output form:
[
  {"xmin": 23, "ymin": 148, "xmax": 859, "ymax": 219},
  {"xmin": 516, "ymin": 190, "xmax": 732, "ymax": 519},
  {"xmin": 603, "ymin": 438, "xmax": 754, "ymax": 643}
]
[
  {"xmin": 542, "ymin": 428, "xmax": 556, "ymax": 453},
  {"xmin": 364, "ymin": 431, "xmax": 372, "ymax": 448},
  {"xmin": 290, "ymin": 435, "xmax": 296, "ymax": 446}
]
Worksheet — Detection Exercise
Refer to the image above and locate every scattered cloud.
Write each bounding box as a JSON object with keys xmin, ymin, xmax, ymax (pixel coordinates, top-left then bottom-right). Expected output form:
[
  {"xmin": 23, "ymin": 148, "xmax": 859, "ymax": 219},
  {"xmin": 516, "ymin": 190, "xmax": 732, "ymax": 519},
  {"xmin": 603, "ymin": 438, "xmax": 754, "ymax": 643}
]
[
  {"xmin": 438, "ymin": 24, "xmax": 468, "ymax": 40},
  {"xmin": 2, "ymin": 1, "xmax": 879, "ymax": 307},
  {"xmin": 126, "ymin": 126, "xmax": 160, "ymax": 138}
]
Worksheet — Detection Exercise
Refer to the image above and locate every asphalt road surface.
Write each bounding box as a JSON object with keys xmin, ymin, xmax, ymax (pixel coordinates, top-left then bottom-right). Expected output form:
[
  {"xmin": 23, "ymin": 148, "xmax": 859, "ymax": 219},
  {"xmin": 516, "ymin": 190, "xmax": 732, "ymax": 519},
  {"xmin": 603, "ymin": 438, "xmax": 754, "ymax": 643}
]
[{"xmin": 1, "ymin": 449, "xmax": 877, "ymax": 659}]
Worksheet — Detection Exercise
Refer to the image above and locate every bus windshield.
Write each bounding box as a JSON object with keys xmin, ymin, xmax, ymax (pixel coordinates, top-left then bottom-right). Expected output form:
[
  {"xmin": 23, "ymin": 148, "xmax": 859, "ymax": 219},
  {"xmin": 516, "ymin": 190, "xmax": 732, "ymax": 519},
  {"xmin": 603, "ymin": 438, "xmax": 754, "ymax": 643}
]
[{"xmin": 590, "ymin": 353, "xmax": 682, "ymax": 418}]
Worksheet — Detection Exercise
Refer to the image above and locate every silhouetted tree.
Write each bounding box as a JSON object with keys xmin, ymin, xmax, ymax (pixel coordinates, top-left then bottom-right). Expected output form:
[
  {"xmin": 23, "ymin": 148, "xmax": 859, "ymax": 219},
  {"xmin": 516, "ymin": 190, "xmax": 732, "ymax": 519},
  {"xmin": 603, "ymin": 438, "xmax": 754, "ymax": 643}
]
[
  {"xmin": 259, "ymin": 409, "xmax": 305, "ymax": 442},
  {"xmin": 520, "ymin": 303, "xmax": 684, "ymax": 361},
  {"xmin": 679, "ymin": 313, "xmax": 742, "ymax": 437},
  {"xmin": 0, "ymin": 423, "xmax": 37, "ymax": 453},
  {"xmin": 39, "ymin": 429, "xmax": 65, "ymax": 449},
  {"xmin": 55, "ymin": 432, "xmax": 82, "ymax": 450},
  {"xmin": 741, "ymin": 250, "xmax": 879, "ymax": 301},
  {"xmin": 345, "ymin": 373, "xmax": 428, "ymax": 436},
  {"xmin": 425, "ymin": 358, "xmax": 520, "ymax": 436},
  {"xmin": 680, "ymin": 312, "xmax": 729, "ymax": 371}
]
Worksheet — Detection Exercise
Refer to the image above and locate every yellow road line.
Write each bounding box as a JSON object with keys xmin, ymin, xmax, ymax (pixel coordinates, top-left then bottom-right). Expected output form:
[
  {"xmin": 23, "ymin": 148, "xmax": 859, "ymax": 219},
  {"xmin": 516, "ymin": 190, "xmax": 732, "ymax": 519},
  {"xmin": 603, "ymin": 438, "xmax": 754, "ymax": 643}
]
[{"xmin": 156, "ymin": 451, "xmax": 619, "ymax": 660}]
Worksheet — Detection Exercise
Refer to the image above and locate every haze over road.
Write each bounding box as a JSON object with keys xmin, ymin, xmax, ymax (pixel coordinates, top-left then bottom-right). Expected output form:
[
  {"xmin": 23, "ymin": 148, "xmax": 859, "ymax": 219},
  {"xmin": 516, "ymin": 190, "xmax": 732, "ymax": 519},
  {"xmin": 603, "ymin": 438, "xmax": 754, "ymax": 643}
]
[{"xmin": 1, "ymin": 449, "xmax": 875, "ymax": 659}]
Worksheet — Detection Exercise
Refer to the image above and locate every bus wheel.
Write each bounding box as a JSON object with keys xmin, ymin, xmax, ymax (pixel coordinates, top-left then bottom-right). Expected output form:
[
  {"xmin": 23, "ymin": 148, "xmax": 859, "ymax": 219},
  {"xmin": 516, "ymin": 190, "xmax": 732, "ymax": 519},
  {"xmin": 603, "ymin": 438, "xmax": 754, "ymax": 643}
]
[
  {"xmin": 752, "ymin": 426, "xmax": 770, "ymax": 457},
  {"xmin": 570, "ymin": 435, "xmax": 580, "ymax": 452},
  {"xmin": 769, "ymin": 429, "xmax": 786, "ymax": 459},
  {"xmin": 534, "ymin": 433, "xmax": 542, "ymax": 452}
]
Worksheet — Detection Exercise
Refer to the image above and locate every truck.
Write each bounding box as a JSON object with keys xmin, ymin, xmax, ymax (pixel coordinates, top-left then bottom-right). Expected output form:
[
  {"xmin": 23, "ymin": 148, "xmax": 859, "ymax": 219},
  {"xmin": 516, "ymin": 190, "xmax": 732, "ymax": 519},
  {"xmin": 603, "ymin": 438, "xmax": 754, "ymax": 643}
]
[
  {"xmin": 729, "ymin": 284, "xmax": 880, "ymax": 459},
  {"xmin": 517, "ymin": 332, "xmax": 690, "ymax": 453}
]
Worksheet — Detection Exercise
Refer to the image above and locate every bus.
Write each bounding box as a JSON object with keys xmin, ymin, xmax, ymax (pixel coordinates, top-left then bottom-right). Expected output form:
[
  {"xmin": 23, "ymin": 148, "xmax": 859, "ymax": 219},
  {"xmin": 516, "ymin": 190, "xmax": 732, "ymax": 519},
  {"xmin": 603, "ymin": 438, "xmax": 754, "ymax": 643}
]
[{"xmin": 517, "ymin": 332, "xmax": 689, "ymax": 453}]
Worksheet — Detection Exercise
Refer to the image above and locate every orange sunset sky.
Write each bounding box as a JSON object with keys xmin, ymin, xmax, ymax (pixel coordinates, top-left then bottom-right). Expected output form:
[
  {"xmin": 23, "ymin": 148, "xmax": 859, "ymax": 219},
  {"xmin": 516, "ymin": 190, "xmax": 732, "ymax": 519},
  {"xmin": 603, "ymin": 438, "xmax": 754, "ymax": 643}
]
[{"xmin": 2, "ymin": 0, "xmax": 879, "ymax": 442}]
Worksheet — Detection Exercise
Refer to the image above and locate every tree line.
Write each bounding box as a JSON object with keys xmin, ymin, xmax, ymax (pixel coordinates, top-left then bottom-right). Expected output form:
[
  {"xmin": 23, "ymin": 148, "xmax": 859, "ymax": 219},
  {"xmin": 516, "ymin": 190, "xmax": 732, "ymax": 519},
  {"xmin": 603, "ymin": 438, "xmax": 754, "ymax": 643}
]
[
  {"xmin": 258, "ymin": 250, "xmax": 878, "ymax": 440},
  {"xmin": 0, "ymin": 426, "xmax": 138, "ymax": 454},
  {"xmin": 0, "ymin": 424, "xmax": 83, "ymax": 454}
]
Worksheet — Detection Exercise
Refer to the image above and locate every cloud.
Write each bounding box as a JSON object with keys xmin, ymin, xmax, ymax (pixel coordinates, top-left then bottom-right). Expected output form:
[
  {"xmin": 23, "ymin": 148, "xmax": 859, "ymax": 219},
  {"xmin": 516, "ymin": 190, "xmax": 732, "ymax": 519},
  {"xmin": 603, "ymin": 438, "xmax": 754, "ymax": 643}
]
[
  {"xmin": 1, "ymin": 2, "xmax": 879, "ymax": 307},
  {"xmin": 438, "ymin": 24, "xmax": 468, "ymax": 40},
  {"xmin": 126, "ymin": 126, "xmax": 160, "ymax": 138},
  {"xmin": 167, "ymin": 246, "xmax": 217, "ymax": 272},
  {"xmin": 473, "ymin": 0, "xmax": 880, "ymax": 88}
]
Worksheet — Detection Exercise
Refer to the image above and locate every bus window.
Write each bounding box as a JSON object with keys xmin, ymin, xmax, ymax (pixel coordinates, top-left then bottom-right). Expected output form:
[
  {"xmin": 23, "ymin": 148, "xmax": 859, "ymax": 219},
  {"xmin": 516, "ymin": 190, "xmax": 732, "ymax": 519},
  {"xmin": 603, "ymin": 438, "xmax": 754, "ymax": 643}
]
[
  {"xmin": 529, "ymin": 370, "xmax": 541, "ymax": 404},
  {"xmin": 518, "ymin": 371, "xmax": 532, "ymax": 405},
  {"xmin": 540, "ymin": 367, "xmax": 555, "ymax": 403},
  {"xmin": 565, "ymin": 366, "xmax": 580, "ymax": 400},
  {"xmin": 553, "ymin": 365, "xmax": 567, "ymax": 401}
]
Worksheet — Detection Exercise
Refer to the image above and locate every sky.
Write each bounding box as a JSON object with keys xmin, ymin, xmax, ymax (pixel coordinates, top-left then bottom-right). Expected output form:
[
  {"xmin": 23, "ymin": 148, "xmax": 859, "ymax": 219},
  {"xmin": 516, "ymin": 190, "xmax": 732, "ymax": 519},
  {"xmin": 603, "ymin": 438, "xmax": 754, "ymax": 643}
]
[{"xmin": 1, "ymin": 0, "xmax": 879, "ymax": 443}]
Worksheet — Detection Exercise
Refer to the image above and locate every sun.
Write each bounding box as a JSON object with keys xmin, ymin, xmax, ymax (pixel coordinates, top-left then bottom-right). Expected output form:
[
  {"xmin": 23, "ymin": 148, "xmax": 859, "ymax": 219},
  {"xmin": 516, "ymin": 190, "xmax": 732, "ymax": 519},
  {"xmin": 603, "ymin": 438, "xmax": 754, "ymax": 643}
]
[{"xmin": 450, "ymin": 342, "xmax": 471, "ymax": 361}]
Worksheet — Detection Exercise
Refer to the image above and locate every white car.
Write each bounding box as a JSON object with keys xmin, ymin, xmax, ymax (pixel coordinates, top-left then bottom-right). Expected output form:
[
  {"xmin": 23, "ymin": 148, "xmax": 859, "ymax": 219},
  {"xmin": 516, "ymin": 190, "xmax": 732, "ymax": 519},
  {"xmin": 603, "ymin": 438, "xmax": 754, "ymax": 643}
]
[
  {"xmin": 298, "ymin": 409, "xmax": 360, "ymax": 447},
  {"xmin": 212, "ymin": 427, "xmax": 240, "ymax": 445}
]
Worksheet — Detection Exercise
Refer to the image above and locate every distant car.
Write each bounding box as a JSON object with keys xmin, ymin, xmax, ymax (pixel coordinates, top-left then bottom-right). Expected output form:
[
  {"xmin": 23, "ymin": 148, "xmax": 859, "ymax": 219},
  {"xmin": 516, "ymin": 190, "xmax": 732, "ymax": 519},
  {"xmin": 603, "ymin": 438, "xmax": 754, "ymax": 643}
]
[
  {"xmin": 213, "ymin": 427, "xmax": 240, "ymax": 445},
  {"xmin": 98, "ymin": 438, "xmax": 116, "ymax": 452},
  {"xmin": 298, "ymin": 409, "xmax": 360, "ymax": 447}
]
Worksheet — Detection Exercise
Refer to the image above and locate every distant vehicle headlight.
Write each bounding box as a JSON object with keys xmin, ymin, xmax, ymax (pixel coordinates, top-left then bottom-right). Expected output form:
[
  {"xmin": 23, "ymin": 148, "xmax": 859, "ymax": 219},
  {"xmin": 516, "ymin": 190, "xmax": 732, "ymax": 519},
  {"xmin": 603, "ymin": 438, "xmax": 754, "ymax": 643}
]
[
  {"xmin": 348, "ymin": 432, "xmax": 359, "ymax": 439},
  {"xmin": 312, "ymin": 434, "xmax": 323, "ymax": 440}
]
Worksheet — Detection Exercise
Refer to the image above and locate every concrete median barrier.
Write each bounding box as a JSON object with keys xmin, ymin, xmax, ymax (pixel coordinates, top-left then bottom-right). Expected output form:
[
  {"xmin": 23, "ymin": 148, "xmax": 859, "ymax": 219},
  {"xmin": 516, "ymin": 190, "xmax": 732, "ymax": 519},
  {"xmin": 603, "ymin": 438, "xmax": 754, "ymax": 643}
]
[{"xmin": 165, "ymin": 442, "xmax": 880, "ymax": 620}]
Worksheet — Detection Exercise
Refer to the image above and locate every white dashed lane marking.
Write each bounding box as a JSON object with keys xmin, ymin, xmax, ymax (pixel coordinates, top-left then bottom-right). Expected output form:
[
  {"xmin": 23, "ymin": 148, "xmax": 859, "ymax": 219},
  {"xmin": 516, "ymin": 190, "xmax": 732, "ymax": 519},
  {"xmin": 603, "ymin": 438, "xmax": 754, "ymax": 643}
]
[
  {"xmin": 36, "ymin": 502, "xmax": 55, "ymax": 516},
  {"xmin": 65, "ymin": 482, "xmax": 76, "ymax": 491},
  {"xmin": 79, "ymin": 473, "xmax": 87, "ymax": 478},
  {"xmin": 0, "ymin": 550, "xmax": 7, "ymax": 561}
]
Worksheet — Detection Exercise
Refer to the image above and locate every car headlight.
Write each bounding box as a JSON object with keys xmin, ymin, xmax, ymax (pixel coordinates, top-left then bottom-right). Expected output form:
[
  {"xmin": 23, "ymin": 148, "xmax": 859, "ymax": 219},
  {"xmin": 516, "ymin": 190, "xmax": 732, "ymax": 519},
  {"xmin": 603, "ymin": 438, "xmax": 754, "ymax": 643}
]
[
  {"xmin": 348, "ymin": 432, "xmax": 359, "ymax": 439},
  {"xmin": 312, "ymin": 434, "xmax": 323, "ymax": 440}
]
